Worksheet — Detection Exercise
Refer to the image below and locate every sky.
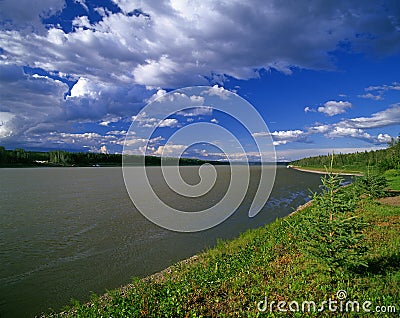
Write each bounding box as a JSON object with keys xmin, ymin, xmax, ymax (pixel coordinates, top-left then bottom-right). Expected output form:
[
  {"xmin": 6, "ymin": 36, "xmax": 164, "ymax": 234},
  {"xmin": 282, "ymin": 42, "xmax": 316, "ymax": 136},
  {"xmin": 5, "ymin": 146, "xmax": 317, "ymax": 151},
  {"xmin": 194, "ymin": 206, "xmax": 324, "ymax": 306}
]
[{"xmin": 0, "ymin": 0, "xmax": 400, "ymax": 161}]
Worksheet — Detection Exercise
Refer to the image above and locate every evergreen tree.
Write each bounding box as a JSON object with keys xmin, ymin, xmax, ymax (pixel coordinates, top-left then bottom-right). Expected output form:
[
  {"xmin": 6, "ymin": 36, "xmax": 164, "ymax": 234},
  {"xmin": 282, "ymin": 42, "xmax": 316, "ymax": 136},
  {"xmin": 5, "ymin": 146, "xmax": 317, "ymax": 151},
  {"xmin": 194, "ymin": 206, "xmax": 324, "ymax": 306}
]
[
  {"xmin": 301, "ymin": 154, "xmax": 368, "ymax": 279},
  {"xmin": 354, "ymin": 173, "xmax": 388, "ymax": 198}
]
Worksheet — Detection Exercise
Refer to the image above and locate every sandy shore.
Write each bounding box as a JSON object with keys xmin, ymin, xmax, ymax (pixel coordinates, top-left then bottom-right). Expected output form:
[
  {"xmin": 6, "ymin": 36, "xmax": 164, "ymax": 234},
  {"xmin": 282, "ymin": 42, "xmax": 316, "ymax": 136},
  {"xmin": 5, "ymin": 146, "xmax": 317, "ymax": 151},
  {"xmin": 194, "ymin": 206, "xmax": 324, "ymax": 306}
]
[{"xmin": 288, "ymin": 165, "xmax": 363, "ymax": 176}]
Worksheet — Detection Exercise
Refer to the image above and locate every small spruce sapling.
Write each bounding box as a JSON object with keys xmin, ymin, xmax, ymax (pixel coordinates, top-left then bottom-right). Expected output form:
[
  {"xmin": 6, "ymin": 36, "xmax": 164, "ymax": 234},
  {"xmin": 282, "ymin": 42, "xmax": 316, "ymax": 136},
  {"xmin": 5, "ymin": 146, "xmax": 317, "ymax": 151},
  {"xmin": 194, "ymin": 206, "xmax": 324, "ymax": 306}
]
[
  {"xmin": 302, "ymin": 153, "xmax": 368, "ymax": 279},
  {"xmin": 354, "ymin": 169, "xmax": 388, "ymax": 199}
]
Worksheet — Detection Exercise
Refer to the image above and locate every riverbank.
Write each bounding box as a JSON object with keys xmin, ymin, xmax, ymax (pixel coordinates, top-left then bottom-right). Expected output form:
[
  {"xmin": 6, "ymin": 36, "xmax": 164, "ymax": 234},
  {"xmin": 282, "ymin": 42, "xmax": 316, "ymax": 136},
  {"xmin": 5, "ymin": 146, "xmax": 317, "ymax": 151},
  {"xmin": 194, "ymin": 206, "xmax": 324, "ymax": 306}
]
[
  {"xmin": 288, "ymin": 165, "xmax": 364, "ymax": 176},
  {"xmin": 290, "ymin": 165, "xmax": 400, "ymax": 191},
  {"xmin": 46, "ymin": 189, "xmax": 400, "ymax": 317}
]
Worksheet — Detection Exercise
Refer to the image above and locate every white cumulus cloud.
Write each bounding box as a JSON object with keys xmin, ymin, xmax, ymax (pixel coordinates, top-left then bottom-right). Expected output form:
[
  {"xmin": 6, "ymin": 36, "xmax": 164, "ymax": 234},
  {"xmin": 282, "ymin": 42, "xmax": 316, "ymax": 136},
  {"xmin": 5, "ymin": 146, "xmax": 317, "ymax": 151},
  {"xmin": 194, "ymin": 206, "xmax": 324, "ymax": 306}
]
[
  {"xmin": 317, "ymin": 101, "xmax": 352, "ymax": 116},
  {"xmin": 159, "ymin": 118, "xmax": 179, "ymax": 128},
  {"xmin": 338, "ymin": 104, "xmax": 400, "ymax": 129},
  {"xmin": 365, "ymin": 82, "xmax": 400, "ymax": 92},
  {"xmin": 177, "ymin": 107, "xmax": 213, "ymax": 117},
  {"xmin": 253, "ymin": 129, "xmax": 309, "ymax": 146},
  {"xmin": 326, "ymin": 127, "xmax": 372, "ymax": 140},
  {"xmin": 154, "ymin": 144, "xmax": 187, "ymax": 156},
  {"xmin": 304, "ymin": 106, "xmax": 316, "ymax": 113},
  {"xmin": 358, "ymin": 93, "xmax": 383, "ymax": 101},
  {"xmin": 203, "ymin": 85, "xmax": 231, "ymax": 100}
]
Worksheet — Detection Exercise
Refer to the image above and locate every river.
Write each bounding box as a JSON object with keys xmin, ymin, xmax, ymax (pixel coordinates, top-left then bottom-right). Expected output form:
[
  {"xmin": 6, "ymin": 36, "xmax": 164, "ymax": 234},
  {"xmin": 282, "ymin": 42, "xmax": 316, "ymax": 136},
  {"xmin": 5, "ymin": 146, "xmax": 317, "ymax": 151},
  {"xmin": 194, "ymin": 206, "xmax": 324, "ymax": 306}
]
[{"xmin": 0, "ymin": 166, "xmax": 333, "ymax": 317}]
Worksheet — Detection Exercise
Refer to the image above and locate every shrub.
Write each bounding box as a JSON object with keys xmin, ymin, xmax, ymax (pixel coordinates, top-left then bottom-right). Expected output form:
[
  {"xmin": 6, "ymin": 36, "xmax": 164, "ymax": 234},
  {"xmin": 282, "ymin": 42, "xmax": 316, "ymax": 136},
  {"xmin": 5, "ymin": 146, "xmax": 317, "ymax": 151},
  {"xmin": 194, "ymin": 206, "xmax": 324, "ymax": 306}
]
[{"xmin": 354, "ymin": 173, "xmax": 388, "ymax": 198}]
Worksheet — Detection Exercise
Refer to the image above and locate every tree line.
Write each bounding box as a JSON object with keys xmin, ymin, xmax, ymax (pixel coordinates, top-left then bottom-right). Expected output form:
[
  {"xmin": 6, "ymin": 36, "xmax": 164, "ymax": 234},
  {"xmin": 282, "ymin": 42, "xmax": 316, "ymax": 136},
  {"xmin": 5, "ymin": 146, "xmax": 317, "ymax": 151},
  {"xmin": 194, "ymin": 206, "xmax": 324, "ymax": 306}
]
[
  {"xmin": 0, "ymin": 147, "xmax": 123, "ymax": 166},
  {"xmin": 290, "ymin": 136, "xmax": 400, "ymax": 172},
  {"xmin": 0, "ymin": 146, "xmax": 225, "ymax": 167}
]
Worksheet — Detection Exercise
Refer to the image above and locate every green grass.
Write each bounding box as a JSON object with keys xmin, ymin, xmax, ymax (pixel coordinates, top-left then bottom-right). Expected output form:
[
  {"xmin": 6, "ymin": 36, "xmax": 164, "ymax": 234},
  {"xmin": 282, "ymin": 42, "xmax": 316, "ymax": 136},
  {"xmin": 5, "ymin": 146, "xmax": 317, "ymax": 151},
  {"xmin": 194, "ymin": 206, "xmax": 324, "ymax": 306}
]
[
  {"xmin": 47, "ymin": 191, "xmax": 400, "ymax": 317},
  {"xmin": 384, "ymin": 170, "xmax": 400, "ymax": 191}
]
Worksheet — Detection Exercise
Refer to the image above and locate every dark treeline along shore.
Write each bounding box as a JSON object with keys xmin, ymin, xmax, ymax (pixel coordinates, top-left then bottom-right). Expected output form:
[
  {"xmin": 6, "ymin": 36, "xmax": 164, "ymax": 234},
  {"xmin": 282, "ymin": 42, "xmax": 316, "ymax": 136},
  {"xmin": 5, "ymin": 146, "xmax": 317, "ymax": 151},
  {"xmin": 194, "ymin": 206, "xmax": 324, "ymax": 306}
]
[
  {"xmin": 290, "ymin": 135, "xmax": 400, "ymax": 174},
  {"xmin": 0, "ymin": 146, "xmax": 228, "ymax": 168}
]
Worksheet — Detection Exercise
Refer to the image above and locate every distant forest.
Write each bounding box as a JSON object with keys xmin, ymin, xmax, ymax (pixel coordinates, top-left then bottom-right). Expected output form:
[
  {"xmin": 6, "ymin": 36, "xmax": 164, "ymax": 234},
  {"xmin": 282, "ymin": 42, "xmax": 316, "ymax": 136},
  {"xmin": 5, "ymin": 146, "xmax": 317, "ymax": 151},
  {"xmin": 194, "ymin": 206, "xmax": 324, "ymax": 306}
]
[
  {"xmin": 3, "ymin": 137, "xmax": 400, "ymax": 169},
  {"xmin": 290, "ymin": 136, "xmax": 400, "ymax": 173},
  {"xmin": 0, "ymin": 146, "xmax": 223, "ymax": 167}
]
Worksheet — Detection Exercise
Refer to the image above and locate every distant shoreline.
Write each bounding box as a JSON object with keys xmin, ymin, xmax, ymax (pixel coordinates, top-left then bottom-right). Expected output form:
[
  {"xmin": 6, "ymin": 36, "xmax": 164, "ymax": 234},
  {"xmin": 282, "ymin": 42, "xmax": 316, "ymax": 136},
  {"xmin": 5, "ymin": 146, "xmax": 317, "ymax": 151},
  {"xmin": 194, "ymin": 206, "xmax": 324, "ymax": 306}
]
[{"xmin": 288, "ymin": 165, "xmax": 364, "ymax": 176}]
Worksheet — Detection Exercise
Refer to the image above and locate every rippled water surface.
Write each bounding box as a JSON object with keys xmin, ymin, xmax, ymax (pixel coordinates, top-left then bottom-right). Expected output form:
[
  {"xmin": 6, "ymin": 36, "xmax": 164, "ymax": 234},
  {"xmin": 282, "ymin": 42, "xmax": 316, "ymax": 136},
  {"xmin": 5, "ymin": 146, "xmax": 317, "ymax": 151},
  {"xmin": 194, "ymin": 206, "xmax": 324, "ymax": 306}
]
[{"xmin": 0, "ymin": 166, "xmax": 328, "ymax": 317}]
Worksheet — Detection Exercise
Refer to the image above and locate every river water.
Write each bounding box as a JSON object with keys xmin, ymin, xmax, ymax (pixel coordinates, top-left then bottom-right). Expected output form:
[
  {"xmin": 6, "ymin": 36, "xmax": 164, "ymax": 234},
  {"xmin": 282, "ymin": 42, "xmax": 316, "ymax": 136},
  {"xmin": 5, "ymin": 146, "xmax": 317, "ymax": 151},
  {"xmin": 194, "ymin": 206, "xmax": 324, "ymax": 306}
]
[{"xmin": 0, "ymin": 166, "xmax": 329, "ymax": 317}]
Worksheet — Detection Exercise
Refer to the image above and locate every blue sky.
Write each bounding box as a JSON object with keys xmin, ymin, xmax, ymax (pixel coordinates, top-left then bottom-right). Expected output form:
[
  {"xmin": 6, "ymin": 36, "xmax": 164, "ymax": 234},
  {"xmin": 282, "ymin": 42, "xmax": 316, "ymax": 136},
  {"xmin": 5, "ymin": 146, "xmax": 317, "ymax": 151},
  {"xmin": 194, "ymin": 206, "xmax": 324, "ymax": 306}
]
[{"xmin": 0, "ymin": 0, "xmax": 399, "ymax": 161}]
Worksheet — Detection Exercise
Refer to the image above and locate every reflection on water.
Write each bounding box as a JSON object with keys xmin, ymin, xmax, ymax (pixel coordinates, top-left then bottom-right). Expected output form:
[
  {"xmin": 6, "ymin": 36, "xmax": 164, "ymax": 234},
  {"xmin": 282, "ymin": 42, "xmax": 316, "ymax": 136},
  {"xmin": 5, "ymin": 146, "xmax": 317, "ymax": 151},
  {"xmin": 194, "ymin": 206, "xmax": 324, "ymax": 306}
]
[{"xmin": 0, "ymin": 166, "xmax": 326, "ymax": 317}]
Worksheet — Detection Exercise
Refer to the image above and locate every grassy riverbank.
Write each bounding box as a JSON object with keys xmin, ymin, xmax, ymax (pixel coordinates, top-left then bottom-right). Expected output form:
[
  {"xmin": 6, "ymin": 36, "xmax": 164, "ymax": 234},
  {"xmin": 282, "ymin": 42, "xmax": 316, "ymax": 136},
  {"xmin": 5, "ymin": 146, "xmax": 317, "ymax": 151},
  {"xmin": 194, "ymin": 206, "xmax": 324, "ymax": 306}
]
[
  {"xmin": 47, "ymin": 186, "xmax": 400, "ymax": 317},
  {"xmin": 290, "ymin": 165, "xmax": 400, "ymax": 191}
]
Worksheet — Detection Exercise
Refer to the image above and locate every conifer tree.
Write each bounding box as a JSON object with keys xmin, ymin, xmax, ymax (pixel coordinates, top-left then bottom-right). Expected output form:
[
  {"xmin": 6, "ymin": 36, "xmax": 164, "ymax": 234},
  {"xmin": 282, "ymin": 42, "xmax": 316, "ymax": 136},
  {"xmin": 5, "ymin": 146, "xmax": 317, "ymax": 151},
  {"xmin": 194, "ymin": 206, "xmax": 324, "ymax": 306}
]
[{"xmin": 302, "ymin": 154, "xmax": 368, "ymax": 278}]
